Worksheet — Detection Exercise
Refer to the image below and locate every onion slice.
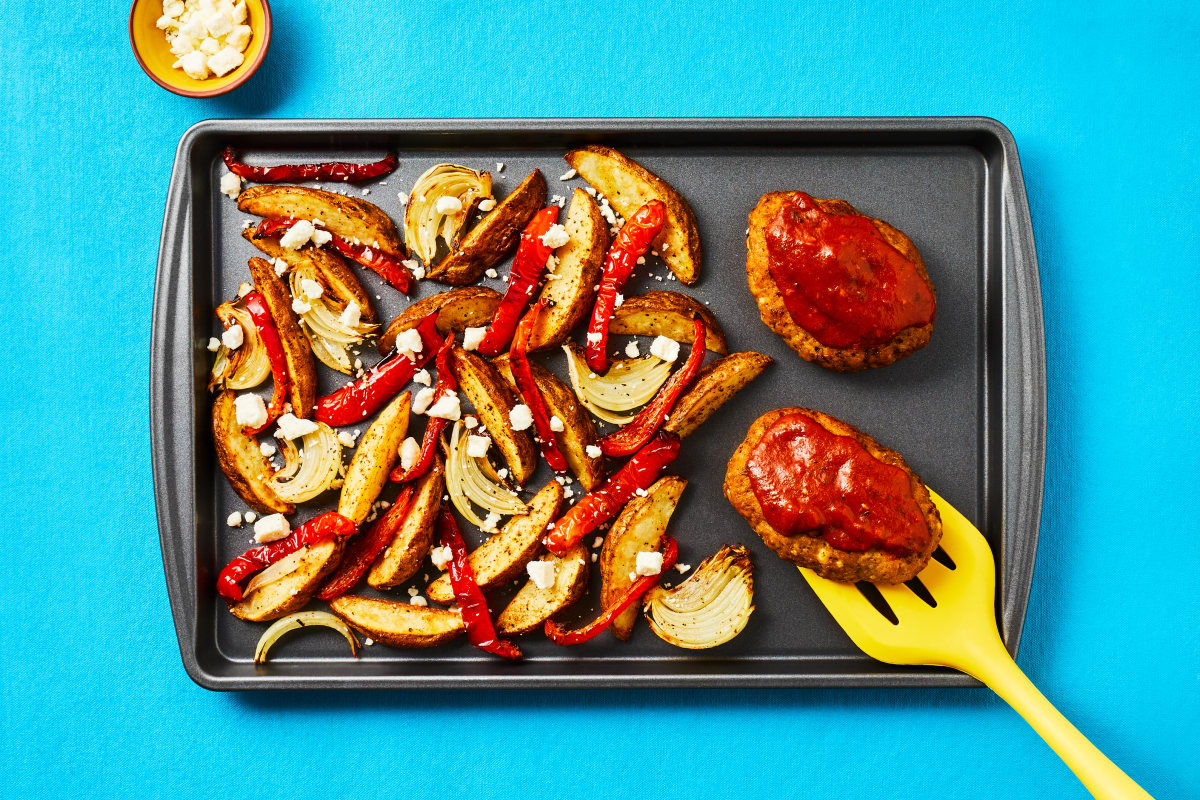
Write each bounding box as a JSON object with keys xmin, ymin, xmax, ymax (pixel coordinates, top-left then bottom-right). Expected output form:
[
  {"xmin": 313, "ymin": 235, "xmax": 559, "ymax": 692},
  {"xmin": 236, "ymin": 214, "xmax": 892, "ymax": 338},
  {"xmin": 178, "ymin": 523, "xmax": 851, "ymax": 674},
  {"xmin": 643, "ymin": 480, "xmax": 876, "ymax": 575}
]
[
  {"xmin": 403, "ymin": 163, "xmax": 492, "ymax": 265},
  {"xmin": 642, "ymin": 545, "xmax": 755, "ymax": 650},
  {"xmin": 270, "ymin": 422, "xmax": 343, "ymax": 503},
  {"xmin": 444, "ymin": 421, "xmax": 528, "ymax": 529},
  {"xmin": 209, "ymin": 302, "xmax": 270, "ymax": 391},
  {"xmin": 562, "ymin": 344, "xmax": 672, "ymax": 424},
  {"xmin": 289, "ymin": 264, "xmax": 378, "ymax": 374},
  {"xmin": 242, "ymin": 545, "xmax": 312, "ymax": 599},
  {"xmin": 253, "ymin": 611, "xmax": 360, "ymax": 664}
]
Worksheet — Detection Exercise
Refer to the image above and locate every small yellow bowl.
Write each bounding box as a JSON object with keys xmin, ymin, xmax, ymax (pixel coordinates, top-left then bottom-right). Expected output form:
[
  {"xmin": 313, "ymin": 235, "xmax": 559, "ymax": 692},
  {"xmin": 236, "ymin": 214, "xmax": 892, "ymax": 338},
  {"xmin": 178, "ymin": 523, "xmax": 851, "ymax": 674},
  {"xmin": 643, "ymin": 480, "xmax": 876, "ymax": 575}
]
[{"xmin": 129, "ymin": 0, "xmax": 272, "ymax": 98}]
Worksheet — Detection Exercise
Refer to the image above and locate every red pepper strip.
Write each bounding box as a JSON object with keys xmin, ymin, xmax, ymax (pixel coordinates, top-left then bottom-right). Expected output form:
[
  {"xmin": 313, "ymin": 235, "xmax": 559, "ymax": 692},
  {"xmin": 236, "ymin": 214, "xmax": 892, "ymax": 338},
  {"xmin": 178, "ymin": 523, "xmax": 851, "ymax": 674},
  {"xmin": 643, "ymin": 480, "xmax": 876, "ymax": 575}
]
[
  {"xmin": 543, "ymin": 431, "xmax": 681, "ymax": 556},
  {"xmin": 437, "ymin": 508, "xmax": 523, "ymax": 660},
  {"xmin": 509, "ymin": 300, "xmax": 569, "ymax": 473},
  {"xmin": 241, "ymin": 291, "xmax": 291, "ymax": 435},
  {"xmin": 252, "ymin": 218, "xmax": 413, "ymax": 294},
  {"xmin": 475, "ymin": 206, "xmax": 560, "ymax": 357},
  {"xmin": 584, "ymin": 200, "xmax": 666, "ymax": 373},
  {"xmin": 545, "ymin": 536, "xmax": 678, "ymax": 645},
  {"xmin": 600, "ymin": 316, "xmax": 706, "ymax": 458},
  {"xmin": 314, "ymin": 312, "xmax": 442, "ymax": 427},
  {"xmin": 316, "ymin": 487, "xmax": 414, "ymax": 600},
  {"xmin": 223, "ymin": 148, "xmax": 398, "ymax": 183},
  {"xmin": 389, "ymin": 332, "xmax": 458, "ymax": 483},
  {"xmin": 216, "ymin": 512, "xmax": 358, "ymax": 602}
]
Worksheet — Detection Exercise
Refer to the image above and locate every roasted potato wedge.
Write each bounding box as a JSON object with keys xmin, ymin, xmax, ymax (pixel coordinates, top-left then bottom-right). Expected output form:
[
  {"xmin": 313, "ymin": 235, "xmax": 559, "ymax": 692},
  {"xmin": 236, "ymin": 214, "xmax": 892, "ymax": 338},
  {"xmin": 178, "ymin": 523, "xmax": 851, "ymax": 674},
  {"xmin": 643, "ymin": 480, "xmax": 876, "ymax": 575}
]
[
  {"xmin": 426, "ymin": 480, "xmax": 562, "ymax": 604},
  {"xmin": 242, "ymin": 229, "xmax": 376, "ymax": 323},
  {"xmin": 664, "ymin": 351, "xmax": 773, "ymax": 438},
  {"xmin": 492, "ymin": 354, "xmax": 604, "ymax": 491},
  {"xmin": 610, "ymin": 291, "xmax": 726, "ymax": 354},
  {"xmin": 230, "ymin": 539, "xmax": 344, "ymax": 622},
  {"xmin": 211, "ymin": 389, "xmax": 293, "ymax": 514},
  {"xmin": 245, "ymin": 257, "xmax": 318, "ymax": 418},
  {"xmin": 367, "ymin": 457, "xmax": 444, "ymax": 589},
  {"xmin": 450, "ymin": 347, "xmax": 537, "ymax": 485},
  {"xmin": 377, "ymin": 287, "xmax": 501, "ymax": 355},
  {"xmin": 337, "ymin": 392, "xmax": 410, "ymax": 524},
  {"xmin": 529, "ymin": 187, "xmax": 607, "ymax": 350},
  {"xmin": 238, "ymin": 185, "xmax": 403, "ymax": 257},
  {"xmin": 329, "ymin": 595, "xmax": 465, "ymax": 648},
  {"xmin": 600, "ymin": 475, "xmax": 688, "ymax": 640},
  {"xmin": 496, "ymin": 544, "xmax": 590, "ymax": 636},
  {"xmin": 428, "ymin": 169, "xmax": 547, "ymax": 285},
  {"xmin": 564, "ymin": 145, "xmax": 701, "ymax": 284}
]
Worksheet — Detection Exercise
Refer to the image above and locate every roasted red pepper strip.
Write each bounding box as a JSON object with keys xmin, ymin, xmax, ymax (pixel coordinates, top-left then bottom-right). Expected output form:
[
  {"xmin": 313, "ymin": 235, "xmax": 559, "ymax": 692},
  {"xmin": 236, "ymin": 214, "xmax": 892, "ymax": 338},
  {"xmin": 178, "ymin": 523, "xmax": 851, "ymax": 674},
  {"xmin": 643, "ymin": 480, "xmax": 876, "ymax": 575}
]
[
  {"xmin": 509, "ymin": 300, "xmax": 569, "ymax": 473},
  {"xmin": 585, "ymin": 200, "xmax": 666, "ymax": 373},
  {"xmin": 314, "ymin": 312, "xmax": 442, "ymax": 427},
  {"xmin": 600, "ymin": 316, "xmax": 706, "ymax": 457},
  {"xmin": 545, "ymin": 536, "xmax": 678, "ymax": 645},
  {"xmin": 475, "ymin": 206, "xmax": 560, "ymax": 357},
  {"xmin": 241, "ymin": 291, "xmax": 290, "ymax": 434},
  {"xmin": 389, "ymin": 332, "xmax": 457, "ymax": 483},
  {"xmin": 216, "ymin": 512, "xmax": 357, "ymax": 603},
  {"xmin": 543, "ymin": 431, "xmax": 681, "ymax": 556},
  {"xmin": 316, "ymin": 487, "xmax": 414, "ymax": 600},
  {"xmin": 253, "ymin": 217, "xmax": 413, "ymax": 294},
  {"xmin": 223, "ymin": 148, "xmax": 398, "ymax": 183},
  {"xmin": 437, "ymin": 508, "xmax": 523, "ymax": 660}
]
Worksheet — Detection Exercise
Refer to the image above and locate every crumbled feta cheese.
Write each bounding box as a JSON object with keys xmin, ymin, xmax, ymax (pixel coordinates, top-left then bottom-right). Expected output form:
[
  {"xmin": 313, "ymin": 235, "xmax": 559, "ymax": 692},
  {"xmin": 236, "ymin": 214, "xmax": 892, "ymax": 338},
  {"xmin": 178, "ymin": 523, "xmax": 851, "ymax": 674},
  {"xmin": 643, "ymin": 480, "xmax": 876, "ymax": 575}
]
[
  {"xmin": 466, "ymin": 435, "xmax": 491, "ymax": 458},
  {"xmin": 635, "ymin": 550, "xmax": 664, "ymax": 577},
  {"xmin": 412, "ymin": 369, "xmax": 432, "ymax": 386},
  {"xmin": 478, "ymin": 198, "xmax": 496, "ymax": 212},
  {"xmin": 203, "ymin": 8, "xmax": 234, "ymax": 37},
  {"xmin": 407, "ymin": 586, "xmax": 419, "ymax": 597},
  {"xmin": 481, "ymin": 512, "xmax": 501, "ymax": 533},
  {"xmin": 509, "ymin": 404, "xmax": 533, "ymax": 431},
  {"xmin": 462, "ymin": 326, "xmax": 487, "ymax": 351},
  {"xmin": 614, "ymin": 292, "xmax": 625, "ymax": 308},
  {"xmin": 219, "ymin": 171, "xmax": 241, "ymax": 198},
  {"xmin": 650, "ymin": 335, "xmax": 680, "ymax": 362},
  {"xmin": 220, "ymin": 323, "xmax": 245, "ymax": 350},
  {"xmin": 233, "ymin": 393, "xmax": 268, "ymax": 429},
  {"xmin": 592, "ymin": 536, "xmax": 604, "ymax": 548},
  {"xmin": 431, "ymin": 545, "xmax": 453, "ymax": 571},
  {"xmin": 280, "ymin": 219, "xmax": 317, "ymax": 250},
  {"xmin": 550, "ymin": 194, "xmax": 566, "ymax": 207},
  {"xmin": 291, "ymin": 298, "xmax": 311, "ymax": 314},
  {"xmin": 634, "ymin": 487, "xmax": 648, "ymax": 497},
  {"xmin": 362, "ymin": 188, "xmax": 371, "ymax": 196},
  {"xmin": 178, "ymin": 50, "xmax": 209, "ymax": 80},
  {"xmin": 207, "ymin": 337, "xmax": 221, "ymax": 351},
  {"xmin": 226, "ymin": 23, "xmax": 252, "ymax": 52},
  {"xmin": 540, "ymin": 224, "xmax": 570, "ymax": 249},
  {"xmin": 398, "ymin": 191, "xmax": 409, "ymax": 205},
  {"xmin": 395, "ymin": 327, "xmax": 424, "ymax": 360},
  {"xmin": 338, "ymin": 301, "xmax": 361, "ymax": 327},
  {"xmin": 409, "ymin": 595, "xmax": 428, "ymax": 607},
  {"xmin": 675, "ymin": 563, "xmax": 691, "ymax": 574},
  {"xmin": 364, "ymin": 637, "xmax": 374, "ymax": 646},
  {"xmin": 585, "ymin": 332, "xmax": 602, "ymax": 344},
  {"xmin": 337, "ymin": 430, "xmax": 357, "ymax": 448},
  {"xmin": 464, "ymin": 416, "xmax": 478, "ymax": 430},
  {"xmin": 527, "ymin": 560, "xmax": 557, "ymax": 590},
  {"xmin": 435, "ymin": 195, "xmax": 463, "ymax": 214},
  {"xmin": 207, "ymin": 45, "xmax": 244, "ymax": 76},
  {"xmin": 253, "ymin": 513, "xmax": 291, "ymax": 543},
  {"xmin": 310, "ymin": 226, "xmax": 332, "ymax": 246},
  {"xmin": 549, "ymin": 415, "xmax": 565, "ymax": 432},
  {"xmin": 399, "ymin": 436, "xmax": 421, "ymax": 469},
  {"xmin": 426, "ymin": 392, "xmax": 461, "ymax": 420},
  {"xmin": 198, "ymin": 37, "xmax": 220, "ymax": 56},
  {"xmin": 559, "ymin": 168, "xmax": 577, "ymax": 181},
  {"xmin": 484, "ymin": 268, "xmax": 498, "ymax": 279},
  {"xmin": 585, "ymin": 444, "xmax": 602, "ymax": 459},
  {"xmin": 411, "ymin": 388, "xmax": 436, "ymax": 415},
  {"xmin": 496, "ymin": 162, "xmax": 504, "ymax": 173},
  {"xmin": 273, "ymin": 260, "xmax": 287, "ymax": 276},
  {"xmin": 259, "ymin": 442, "xmax": 276, "ymax": 457},
  {"xmin": 243, "ymin": 511, "xmax": 257, "ymax": 523},
  {"xmin": 300, "ymin": 278, "xmax": 324, "ymax": 299},
  {"xmin": 591, "ymin": 553, "xmax": 599, "ymax": 562},
  {"xmin": 275, "ymin": 413, "xmax": 319, "ymax": 440},
  {"xmin": 624, "ymin": 340, "xmax": 639, "ymax": 358},
  {"xmin": 227, "ymin": 511, "xmax": 243, "ymax": 527},
  {"xmin": 497, "ymin": 468, "xmax": 508, "ymax": 480}
]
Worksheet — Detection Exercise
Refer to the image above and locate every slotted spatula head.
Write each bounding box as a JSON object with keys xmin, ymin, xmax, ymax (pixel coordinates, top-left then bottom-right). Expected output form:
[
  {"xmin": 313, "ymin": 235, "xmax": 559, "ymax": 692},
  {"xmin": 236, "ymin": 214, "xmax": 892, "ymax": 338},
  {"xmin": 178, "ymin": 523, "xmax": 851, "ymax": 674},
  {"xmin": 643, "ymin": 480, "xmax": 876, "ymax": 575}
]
[{"xmin": 799, "ymin": 490, "xmax": 1000, "ymax": 668}]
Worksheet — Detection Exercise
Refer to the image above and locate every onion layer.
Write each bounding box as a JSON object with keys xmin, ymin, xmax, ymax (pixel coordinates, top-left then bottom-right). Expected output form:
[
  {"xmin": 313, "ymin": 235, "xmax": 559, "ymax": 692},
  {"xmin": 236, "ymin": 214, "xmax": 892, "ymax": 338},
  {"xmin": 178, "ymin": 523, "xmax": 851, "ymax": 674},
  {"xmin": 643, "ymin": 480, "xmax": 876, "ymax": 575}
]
[
  {"xmin": 562, "ymin": 344, "xmax": 672, "ymax": 424},
  {"xmin": 404, "ymin": 163, "xmax": 492, "ymax": 264},
  {"xmin": 270, "ymin": 421, "xmax": 343, "ymax": 503},
  {"xmin": 210, "ymin": 302, "xmax": 270, "ymax": 391},
  {"xmin": 254, "ymin": 610, "xmax": 360, "ymax": 663},
  {"xmin": 289, "ymin": 264, "xmax": 378, "ymax": 374},
  {"xmin": 444, "ymin": 421, "xmax": 527, "ymax": 529},
  {"xmin": 643, "ymin": 545, "xmax": 755, "ymax": 649}
]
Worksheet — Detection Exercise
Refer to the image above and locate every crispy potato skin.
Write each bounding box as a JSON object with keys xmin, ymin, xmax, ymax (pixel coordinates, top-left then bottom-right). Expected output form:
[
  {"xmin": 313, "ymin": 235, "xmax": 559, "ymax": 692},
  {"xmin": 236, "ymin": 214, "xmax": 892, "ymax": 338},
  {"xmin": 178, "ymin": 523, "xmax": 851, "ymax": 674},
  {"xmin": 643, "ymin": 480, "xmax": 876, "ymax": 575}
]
[
  {"xmin": 599, "ymin": 476, "xmax": 688, "ymax": 640},
  {"xmin": 230, "ymin": 540, "xmax": 344, "ymax": 622},
  {"xmin": 237, "ymin": 185, "xmax": 403, "ymax": 257},
  {"xmin": 495, "ymin": 545, "xmax": 590, "ymax": 636},
  {"xmin": 329, "ymin": 595, "xmax": 465, "ymax": 648},
  {"xmin": 450, "ymin": 347, "xmax": 538, "ymax": 485},
  {"xmin": 428, "ymin": 169, "xmax": 547, "ymax": 285},
  {"xmin": 564, "ymin": 145, "xmax": 701, "ymax": 284},
  {"xmin": 377, "ymin": 287, "xmax": 501, "ymax": 355},
  {"xmin": 242, "ymin": 229, "xmax": 376, "ymax": 323},
  {"xmin": 426, "ymin": 481, "xmax": 563, "ymax": 604},
  {"xmin": 664, "ymin": 351, "xmax": 773, "ymax": 439},
  {"xmin": 609, "ymin": 291, "xmax": 727, "ymax": 354},
  {"xmin": 212, "ymin": 390, "xmax": 294, "ymax": 514},
  {"xmin": 337, "ymin": 392, "xmax": 410, "ymax": 524},
  {"xmin": 746, "ymin": 193, "xmax": 935, "ymax": 372},
  {"xmin": 529, "ymin": 188, "xmax": 607, "ymax": 350},
  {"xmin": 246, "ymin": 257, "xmax": 318, "ymax": 418},
  {"xmin": 723, "ymin": 407, "xmax": 942, "ymax": 584},
  {"xmin": 492, "ymin": 355, "xmax": 604, "ymax": 491},
  {"xmin": 367, "ymin": 458, "xmax": 444, "ymax": 589}
]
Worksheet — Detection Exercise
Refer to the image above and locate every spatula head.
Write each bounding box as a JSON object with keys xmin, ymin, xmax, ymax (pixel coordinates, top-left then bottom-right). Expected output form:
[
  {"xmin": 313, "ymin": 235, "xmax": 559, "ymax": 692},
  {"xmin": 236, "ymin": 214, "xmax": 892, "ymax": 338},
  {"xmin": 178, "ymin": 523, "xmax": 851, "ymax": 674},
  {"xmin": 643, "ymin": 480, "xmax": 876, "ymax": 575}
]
[{"xmin": 799, "ymin": 490, "xmax": 999, "ymax": 667}]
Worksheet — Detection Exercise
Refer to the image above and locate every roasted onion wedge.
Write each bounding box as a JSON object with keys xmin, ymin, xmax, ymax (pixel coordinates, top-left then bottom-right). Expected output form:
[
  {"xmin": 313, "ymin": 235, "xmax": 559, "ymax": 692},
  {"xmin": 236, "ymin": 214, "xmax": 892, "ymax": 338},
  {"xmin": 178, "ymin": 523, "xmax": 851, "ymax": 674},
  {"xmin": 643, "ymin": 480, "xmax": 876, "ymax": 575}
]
[
  {"xmin": 269, "ymin": 420, "xmax": 343, "ymax": 503},
  {"xmin": 404, "ymin": 163, "xmax": 492, "ymax": 265},
  {"xmin": 287, "ymin": 260, "xmax": 379, "ymax": 374},
  {"xmin": 444, "ymin": 421, "xmax": 529, "ymax": 530},
  {"xmin": 562, "ymin": 343, "xmax": 671, "ymax": 425},
  {"xmin": 254, "ymin": 611, "xmax": 360, "ymax": 663},
  {"xmin": 643, "ymin": 545, "xmax": 755, "ymax": 649},
  {"xmin": 209, "ymin": 300, "xmax": 270, "ymax": 391}
]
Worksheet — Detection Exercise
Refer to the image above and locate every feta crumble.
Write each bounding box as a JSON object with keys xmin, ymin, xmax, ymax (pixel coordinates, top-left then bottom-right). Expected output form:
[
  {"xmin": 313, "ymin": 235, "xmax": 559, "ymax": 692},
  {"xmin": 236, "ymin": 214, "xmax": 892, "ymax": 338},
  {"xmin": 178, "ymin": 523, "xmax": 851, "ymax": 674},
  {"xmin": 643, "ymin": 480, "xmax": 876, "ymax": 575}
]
[
  {"xmin": 395, "ymin": 327, "xmax": 425, "ymax": 360},
  {"xmin": 338, "ymin": 301, "xmax": 361, "ymax": 328},
  {"xmin": 478, "ymin": 198, "xmax": 496, "ymax": 212},
  {"xmin": 233, "ymin": 393, "xmax": 267, "ymax": 429},
  {"xmin": 431, "ymin": 545, "xmax": 453, "ymax": 571},
  {"xmin": 527, "ymin": 560, "xmax": 557, "ymax": 590},
  {"xmin": 559, "ymin": 168, "xmax": 577, "ymax": 181},
  {"xmin": 549, "ymin": 415, "xmax": 565, "ymax": 432},
  {"xmin": 253, "ymin": 513, "xmax": 291, "ymax": 543},
  {"xmin": 300, "ymin": 278, "xmax": 324, "ymax": 299},
  {"xmin": 227, "ymin": 511, "xmax": 243, "ymax": 527},
  {"xmin": 206, "ymin": 336, "xmax": 221, "ymax": 351},
  {"xmin": 650, "ymin": 335, "xmax": 680, "ymax": 362},
  {"xmin": 426, "ymin": 392, "xmax": 461, "ymax": 420},
  {"xmin": 435, "ymin": 195, "xmax": 463, "ymax": 214},
  {"xmin": 624, "ymin": 340, "xmax": 640, "ymax": 358},
  {"xmin": 585, "ymin": 444, "xmax": 602, "ymax": 459},
  {"xmin": 481, "ymin": 512, "xmax": 502, "ymax": 533},
  {"xmin": 509, "ymin": 404, "xmax": 533, "ymax": 431},
  {"xmin": 337, "ymin": 430, "xmax": 357, "ymax": 448},
  {"xmin": 635, "ymin": 550, "xmax": 664, "ymax": 577},
  {"xmin": 219, "ymin": 171, "xmax": 241, "ymax": 199},
  {"xmin": 540, "ymin": 224, "xmax": 570, "ymax": 249},
  {"xmin": 412, "ymin": 369, "xmax": 432, "ymax": 386},
  {"xmin": 276, "ymin": 413, "xmax": 319, "ymax": 440},
  {"xmin": 259, "ymin": 442, "xmax": 276, "ymax": 457},
  {"xmin": 411, "ymin": 387, "xmax": 436, "ymax": 415},
  {"xmin": 466, "ymin": 435, "xmax": 491, "ymax": 458},
  {"xmin": 399, "ymin": 437, "xmax": 421, "ymax": 470},
  {"xmin": 462, "ymin": 326, "xmax": 487, "ymax": 351}
]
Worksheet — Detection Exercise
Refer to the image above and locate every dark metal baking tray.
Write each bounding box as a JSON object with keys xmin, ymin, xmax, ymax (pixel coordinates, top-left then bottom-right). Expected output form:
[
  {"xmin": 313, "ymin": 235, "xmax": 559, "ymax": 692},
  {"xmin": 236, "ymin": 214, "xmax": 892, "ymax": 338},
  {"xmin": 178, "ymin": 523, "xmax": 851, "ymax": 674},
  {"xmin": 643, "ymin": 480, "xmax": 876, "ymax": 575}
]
[{"xmin": 151, "ymin": 118, "xmax": 1045, "ymax": 690}]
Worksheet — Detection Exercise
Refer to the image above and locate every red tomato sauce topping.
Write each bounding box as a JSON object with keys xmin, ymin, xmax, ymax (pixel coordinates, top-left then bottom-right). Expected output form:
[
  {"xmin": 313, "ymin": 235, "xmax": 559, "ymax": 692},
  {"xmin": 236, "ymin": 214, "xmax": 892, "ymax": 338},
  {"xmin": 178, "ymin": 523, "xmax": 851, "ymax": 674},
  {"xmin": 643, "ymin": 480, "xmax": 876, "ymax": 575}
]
[
  {"xmin": 765, "ymin": 192, "xmax": 935, "ymax": 349},
  {"xmin": 746, "ymin": 413, "xmax": 930, "ymax": 556}
]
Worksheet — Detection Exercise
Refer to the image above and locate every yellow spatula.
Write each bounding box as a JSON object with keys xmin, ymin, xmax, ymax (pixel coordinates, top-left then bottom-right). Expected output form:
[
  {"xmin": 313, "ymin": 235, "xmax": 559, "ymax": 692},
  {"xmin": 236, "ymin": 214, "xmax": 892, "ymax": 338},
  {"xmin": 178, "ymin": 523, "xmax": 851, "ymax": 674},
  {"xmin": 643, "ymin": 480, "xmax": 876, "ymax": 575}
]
[{"xmin": 800, "ymin": 490, "xmax": 1154, "ymax": 800}]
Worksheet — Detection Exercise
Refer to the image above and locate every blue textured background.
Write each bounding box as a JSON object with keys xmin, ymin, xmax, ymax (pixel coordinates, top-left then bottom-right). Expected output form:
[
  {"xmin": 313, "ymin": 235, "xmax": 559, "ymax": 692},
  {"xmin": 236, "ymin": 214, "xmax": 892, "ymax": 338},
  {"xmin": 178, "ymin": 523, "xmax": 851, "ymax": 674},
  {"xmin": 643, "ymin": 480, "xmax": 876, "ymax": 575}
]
[{"xmin": 2, "ymin": 1, "xmax": 1197, "ymax": 797}]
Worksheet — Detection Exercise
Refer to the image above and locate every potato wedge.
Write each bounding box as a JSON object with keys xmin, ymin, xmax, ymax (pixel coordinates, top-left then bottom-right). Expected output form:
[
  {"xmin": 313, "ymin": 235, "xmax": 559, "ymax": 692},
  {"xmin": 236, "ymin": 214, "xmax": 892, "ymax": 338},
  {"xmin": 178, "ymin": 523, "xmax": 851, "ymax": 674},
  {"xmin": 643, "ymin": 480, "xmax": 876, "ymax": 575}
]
[
  {"xmin": 242, "ymin": 229, "xmax": 376, "ymax": 323},
  {"xmin": 664, "ymin": 351, "xmax": 773, "ymax": 438},
  {"xmin": 367, "ymin": 457, "xmax": 444, "ymax": 589},
  {"xmin": 246, "ymin": 257, "xmax": 318, "ymax": 418},
  {"xmin": 495, "ymin": 544, "xmax": 590, "ymax": 636},
  {"xmin": 427, "ymin": 169, "xmax": 547, "ymax": 285},
  {"xmin": 377, "ymin": 287, "xmax": 501, "ymax": 355},
  {"xmin": 337, "ymin": 392, "xmax": 410, "ymax": 524},
  {"xmin": 426, "ymin": 480, "xmax": 562, "ymax": 604},
  {"xmin": 212, "ymin": 389, "xmax": 293, "ymax": 514},
  {"xmin": 492, "ymin": 354, "xmax": 604, "ymax": 491},
  {"xmin": 237, "ymin": 185, "xmax": 403, "ymax": 257},
  {"xmin": 599, "ymin": 475, "xmax": 688, "ymax": 640},
  {"xmin": 329, "ymin": 595, "xmax": 464, "ymax": 648},
  {"xmin": 529, "ymin": 187, "xmax": 607, "ymax": 350},
  {"xmin": 564, "ymin": 146, "xmax": 701, "ymax": 284},
  {"xmin": 230, "ymin": 539, "xmax": 344, "ymax": 622},
  {"xmin": 450, "ymin": 347, "xmax": 537, "ymax": 485},
  {"xmin": 610, "ymin": 291, "xmax": 726, "ymax": 354}
]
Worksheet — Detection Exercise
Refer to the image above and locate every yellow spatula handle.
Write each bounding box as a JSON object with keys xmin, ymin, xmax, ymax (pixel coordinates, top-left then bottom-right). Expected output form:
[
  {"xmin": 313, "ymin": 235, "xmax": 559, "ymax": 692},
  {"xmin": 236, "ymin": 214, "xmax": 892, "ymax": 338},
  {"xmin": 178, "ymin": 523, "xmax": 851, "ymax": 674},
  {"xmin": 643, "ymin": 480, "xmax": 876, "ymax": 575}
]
[{"xmin": 958, "ymin": 635, "xmax": 1154, "ymax": 800}]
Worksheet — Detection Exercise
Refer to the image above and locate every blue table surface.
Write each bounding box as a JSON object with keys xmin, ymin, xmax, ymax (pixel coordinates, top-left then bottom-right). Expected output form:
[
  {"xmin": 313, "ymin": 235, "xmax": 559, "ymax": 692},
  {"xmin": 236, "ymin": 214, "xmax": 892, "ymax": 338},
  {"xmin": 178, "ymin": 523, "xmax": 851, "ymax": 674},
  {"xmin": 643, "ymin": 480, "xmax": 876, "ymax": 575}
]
[{"xmin": 2, "ymin": 1, "xmax": 1197, "ymax": 797}]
